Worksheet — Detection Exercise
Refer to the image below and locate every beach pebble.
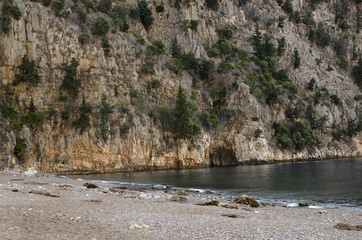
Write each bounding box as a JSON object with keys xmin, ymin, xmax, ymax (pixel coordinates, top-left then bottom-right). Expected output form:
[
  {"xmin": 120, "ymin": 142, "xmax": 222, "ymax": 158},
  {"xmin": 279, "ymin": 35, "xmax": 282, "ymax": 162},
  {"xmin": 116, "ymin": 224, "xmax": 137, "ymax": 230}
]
[
  {"xmin": 130, "ymin": 224, "xmax": 149, "ymax": 229},
  {"xmin": 29, "ymin": 189, "xmax": 59, "ymax": 198},
  {"xmin": 299, "ymin": 201, "xmax": 317, "ymax": 207},
  {"xmin": 83, "ymin": 183, "xmax": 98, "ymax": 189}
]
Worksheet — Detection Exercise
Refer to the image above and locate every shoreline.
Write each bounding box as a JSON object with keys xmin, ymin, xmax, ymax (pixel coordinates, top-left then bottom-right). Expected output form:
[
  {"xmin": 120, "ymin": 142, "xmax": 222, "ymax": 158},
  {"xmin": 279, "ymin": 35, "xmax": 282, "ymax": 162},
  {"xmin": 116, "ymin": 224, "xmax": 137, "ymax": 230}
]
[
  {"xmin": 50, "ymin": 156, "xmax": 362, "ymax": 175},
  {"xmin": 0, "ymin": 171, "xmax": 361, "ymax": 239}
]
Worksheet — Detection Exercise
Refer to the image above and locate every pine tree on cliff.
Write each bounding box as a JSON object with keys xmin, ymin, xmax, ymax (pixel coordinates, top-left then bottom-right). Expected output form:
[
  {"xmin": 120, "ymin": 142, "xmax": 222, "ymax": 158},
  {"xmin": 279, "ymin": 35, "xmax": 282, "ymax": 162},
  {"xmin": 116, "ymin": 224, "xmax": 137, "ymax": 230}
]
[
  {"xmin": 170, "ymin": 37, "xmax": 181, "ymax": 59},
  {"xmin": 252, "ymin": 24, "xmax": 263, "ymax": 59},
  {"xmin": 139, "ymin": 0, "xmax": 154, "ymax": 30},
  {"xmin": 13, "ymin": 54, "xmax": 41, "ymax": 86},
  {"xmin": 60, "ymin": 58, "xmax": 80, "ymax": 100},
  {"xmin": 174, "ymin": 85, "xmax": 191, "ymax": 140},
  {"xmin": 74, "ymin": 97, "xmax": 92, "ymax": 134},
  {"xmin": 293, "ymin": 48, "xmax": 300, "ymax": 69}
]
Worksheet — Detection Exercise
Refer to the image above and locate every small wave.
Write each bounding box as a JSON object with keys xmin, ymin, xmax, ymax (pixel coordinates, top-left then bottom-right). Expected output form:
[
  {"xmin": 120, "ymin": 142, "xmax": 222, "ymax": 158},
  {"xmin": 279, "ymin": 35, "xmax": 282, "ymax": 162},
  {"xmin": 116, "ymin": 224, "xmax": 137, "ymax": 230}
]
[
  {"xmin": 309, "ymin": 205, "xmax": 323, "ymax": 209},
  {"xmin": 188, "ymin": 188, "xmax": 207, "ymax": 193},
  {"xmin": 286, "ymin": 202, "xmax": 299, "ymax": 207}
]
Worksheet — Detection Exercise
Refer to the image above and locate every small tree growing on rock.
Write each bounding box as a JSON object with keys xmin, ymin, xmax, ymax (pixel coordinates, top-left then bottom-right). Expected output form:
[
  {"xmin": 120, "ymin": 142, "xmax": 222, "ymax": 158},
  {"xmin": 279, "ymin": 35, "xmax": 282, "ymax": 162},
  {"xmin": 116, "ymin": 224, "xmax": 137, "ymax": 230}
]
[
  {"xmin": 139, "ymin": 0, "xmax": 154, "ymax": 29},
  {"xmin": 293, "ymin": 48, "xmax": 300, "ymax": 69},
  {"xmin": 14, "ymin": 137, "xmax": 27, "ymax": 163},
  {"xmin": 93, "ymin": 17, "xmax": 109, "ymax": 35},
  {"xmin": 13, "ymin": 55, "xmax": 41, "ymax": 86},
  {"xmin": 60, "ymin": 58, "xmax": 81, "ymax": 100},
  {"xmin": 74, "ymin": 97, "xmax": 92, "ymax": 134},
  {"xmin": 174, "ymin": 85, "xmax": 192, "ymax": 140},
  {"xmin": 98, "ymin": 95, "xmax": 115, "ymax": 141},
  {"xmin": 277, "ymin": 37, "xmax": 286, "ymax": 56}
]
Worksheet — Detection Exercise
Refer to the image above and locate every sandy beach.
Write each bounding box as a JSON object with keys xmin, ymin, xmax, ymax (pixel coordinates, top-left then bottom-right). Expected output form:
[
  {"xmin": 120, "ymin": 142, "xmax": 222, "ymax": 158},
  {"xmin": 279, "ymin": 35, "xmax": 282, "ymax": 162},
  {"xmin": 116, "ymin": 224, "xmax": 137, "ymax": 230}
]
[{"xmin": 0, "ymin": 170, "xmax": 361, "ymax": 240}]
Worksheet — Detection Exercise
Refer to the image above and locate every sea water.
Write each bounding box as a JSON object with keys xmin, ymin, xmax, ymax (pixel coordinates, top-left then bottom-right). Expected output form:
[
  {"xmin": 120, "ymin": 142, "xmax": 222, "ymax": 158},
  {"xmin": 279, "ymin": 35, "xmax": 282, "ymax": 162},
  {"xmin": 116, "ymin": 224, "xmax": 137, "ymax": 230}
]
[{"xmin": 69, "ymin": 159, "xmax": 362, "ymax": 210}]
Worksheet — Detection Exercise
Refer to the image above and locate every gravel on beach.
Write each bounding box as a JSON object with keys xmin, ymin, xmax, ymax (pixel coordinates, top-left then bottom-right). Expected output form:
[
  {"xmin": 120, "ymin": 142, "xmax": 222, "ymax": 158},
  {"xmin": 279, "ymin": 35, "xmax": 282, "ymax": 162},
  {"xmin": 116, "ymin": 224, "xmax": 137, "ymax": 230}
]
[{"xmin": 0, "ymin": 171, "xmax": 361, "ymax": 240}]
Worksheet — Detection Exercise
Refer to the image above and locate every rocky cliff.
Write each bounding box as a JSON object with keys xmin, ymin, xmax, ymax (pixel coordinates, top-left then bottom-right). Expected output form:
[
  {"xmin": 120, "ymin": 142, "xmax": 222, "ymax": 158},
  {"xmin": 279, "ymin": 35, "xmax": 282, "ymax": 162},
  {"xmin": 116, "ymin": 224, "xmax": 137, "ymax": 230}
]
[{"xmin": 0, "ymin": 0, "xmax": 361, "ymax": 173}]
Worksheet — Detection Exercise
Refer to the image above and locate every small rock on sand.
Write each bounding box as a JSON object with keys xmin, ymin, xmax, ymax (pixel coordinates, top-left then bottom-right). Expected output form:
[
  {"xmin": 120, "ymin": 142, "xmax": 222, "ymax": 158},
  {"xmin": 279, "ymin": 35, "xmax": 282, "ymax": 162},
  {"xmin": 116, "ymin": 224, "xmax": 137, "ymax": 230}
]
[
  {"xmin": 83, "ymin": 183, "xmax": 98, "ymax": 189},
  {"xmin": 169, "ymin": 196, "xmax": 187, "ymax": 202},
  {"xmin": 29, "ymin": 190, "xmax": 59, "ymax": 198},
  {"xmin": 130, "ymin": 224, "xmax": 149, "ymax": 229},
  {"xmin": 298, "ymin": 201, "xmax": 317, "ymax": 207},
  {"xmin": 334, "ymin": 223, "xmax": 362, "ymax": 231},
  {"xmin": 198, "ymin": 200, "xmax": 219, "ymax": 206}
]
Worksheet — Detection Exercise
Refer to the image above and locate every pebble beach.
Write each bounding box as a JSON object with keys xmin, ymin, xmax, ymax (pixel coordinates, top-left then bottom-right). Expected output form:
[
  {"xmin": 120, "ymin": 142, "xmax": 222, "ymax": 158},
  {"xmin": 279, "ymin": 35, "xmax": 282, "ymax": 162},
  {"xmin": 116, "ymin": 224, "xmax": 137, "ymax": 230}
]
[{"xmin": 0, "ymin": 170, "xmax": 361, "ymax": 240}]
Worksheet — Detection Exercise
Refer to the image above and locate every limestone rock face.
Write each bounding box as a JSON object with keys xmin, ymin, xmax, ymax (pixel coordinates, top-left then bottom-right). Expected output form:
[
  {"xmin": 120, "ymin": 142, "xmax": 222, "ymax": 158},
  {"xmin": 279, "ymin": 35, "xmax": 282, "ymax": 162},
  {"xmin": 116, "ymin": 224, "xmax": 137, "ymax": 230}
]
[{"xmin": 0, "ymin": 0, "xmax": 360, "ymax": 172}]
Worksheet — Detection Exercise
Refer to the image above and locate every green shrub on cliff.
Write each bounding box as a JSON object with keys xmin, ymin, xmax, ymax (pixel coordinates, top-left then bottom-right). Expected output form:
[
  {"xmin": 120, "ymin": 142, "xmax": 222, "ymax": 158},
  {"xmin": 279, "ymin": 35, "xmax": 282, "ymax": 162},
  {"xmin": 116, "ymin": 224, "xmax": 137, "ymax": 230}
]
[
  {"xmin": 93, "ymin": 17, "xmax": 109, "ymax": 35},
  {"xmin": 82, "ymin": 0, "xmax": 98, "ymax": 12},
  {"xmin": 0, "ymin": 1, "xmax": 21, "ymax": 34},
  {"xmin": 2, "ymin": 0, "xmax": 21, "ymax": 19},
  {"xmin": 330, "ymin": 94, "xmax": 342, "ymax": 106},
  {"xmin": 315, "ymin": 23, "xmax": 331, "ymax": 47},
  {"xmin": 254, "ymin": 129, "xmax": 262, "ymax": 139},
  {"xmin": 199, "ymin": 59, "xmax": 214, "ymax": 80},
  {"xmin": 198, "ymin": 110, "xmax": 218, "ymax": 129},
  {"xmin": 60, "ymin": 58, "xmax": 81, "ymax": 100},
  {"xmin": 102, "ymin": 38, "xmax": 112, "ymax": 55},
  {"xmin": 293, "ymin": 48, "xmax": 300, "ymax": 69},
  {"xmin": 14, "ymin": 137, "xmax": 27, "ymax": 162},
  {"xmin": 74, "ymin": 97, "xmax": 92, "ymax": 134},
  {"xmin": 218, "ymin": 26, "xmax": 234, "ymax": 40},
  {"xmin": 98, "ymin": 95, "xmax": 115, "ymax": 141},
  {"xmin": 272, "ymin": 122, "xmax": 293, "ymax": 149},
  {"xmin": 139, "ymin": 0, "xmax": 154, "ymax": 29},
  {"xmin": 119, "ymin": 122, "xmax": 130, "ymax": 137},
  {"xmin": 156, "ymin": 85, "xmax": 200, "ymax": 139},
  {"xmin": 252, "ymin": 25, "xmax": 276, "ymax": 60},
  {"xmin": 52, "ymin": 1, "xmax": 64, "ymax": 15},
  {"xmin": 98, "ymin": 0, "xmax": 112, "ymax": 13},
  {"xmin": 156, "ymin": 5, "xmax": 164, "ymax": 13},
  {"xmin": 13, "ymin": 55, "xmax": 41, "ymax": 86},
  {"xmin": 129, "ymin": 8, "xmax": 140, "ymax": 20},
  {"xmin": 0, "ymin": 104, "xmax": 17, "ymax": 120},
  {"xmin": 352, "ymin": 57, "xmax": 362, "ymax": 88},
  {"xmin": 107, "ymin": 5, "xmax": 130, "ymax": 32},
  {"xmin": 74, "ymin": 4, "xmax": 87, "ymax": 23},
  {"xmin": 25, "ymin": 99, "xmax": 44, "ymax": 128},
  {"xmin": 79, "ymin": 32, "xmax": 90, "ymax": 44},
  {"xmin": 290, "ymin": 120, "xmax": 320, "ymax": 150},
  {"xmin": 147, "ymin": 40, "xmax": 166, "ymax": 55},
  {"xmin": 0, "ymin": 15, "xmax": 11, "ymax": 34},
  {"xmin": 205, "ymin": 0, "xmax": 219, "ymax": 11}
]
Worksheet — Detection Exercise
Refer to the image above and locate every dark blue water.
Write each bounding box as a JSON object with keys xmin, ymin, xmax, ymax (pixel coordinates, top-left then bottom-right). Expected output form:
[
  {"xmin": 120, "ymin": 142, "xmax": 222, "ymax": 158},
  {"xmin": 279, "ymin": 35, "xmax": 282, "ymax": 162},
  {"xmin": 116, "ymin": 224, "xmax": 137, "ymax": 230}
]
[{"xmin": 70, "ymin": 159, "xmax": 362, "ymax": 210}]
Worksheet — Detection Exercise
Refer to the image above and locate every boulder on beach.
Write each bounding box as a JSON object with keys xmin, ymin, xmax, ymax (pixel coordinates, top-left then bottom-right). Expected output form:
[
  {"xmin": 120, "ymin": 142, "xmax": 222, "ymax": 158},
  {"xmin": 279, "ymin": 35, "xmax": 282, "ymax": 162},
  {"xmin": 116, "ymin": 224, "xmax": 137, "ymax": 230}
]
[{"xmin": 234, "ymin": 195, "xmax": 260, "ymax": 208}]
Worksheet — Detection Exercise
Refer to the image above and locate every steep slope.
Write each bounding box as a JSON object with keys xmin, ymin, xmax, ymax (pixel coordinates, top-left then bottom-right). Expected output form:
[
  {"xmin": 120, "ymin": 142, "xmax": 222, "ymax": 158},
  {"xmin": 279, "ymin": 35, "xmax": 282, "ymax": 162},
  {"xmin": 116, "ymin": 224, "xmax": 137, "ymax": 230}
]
[{"xmin": 0, "ymin": 0, "xmax": 361, "ymax": 172}]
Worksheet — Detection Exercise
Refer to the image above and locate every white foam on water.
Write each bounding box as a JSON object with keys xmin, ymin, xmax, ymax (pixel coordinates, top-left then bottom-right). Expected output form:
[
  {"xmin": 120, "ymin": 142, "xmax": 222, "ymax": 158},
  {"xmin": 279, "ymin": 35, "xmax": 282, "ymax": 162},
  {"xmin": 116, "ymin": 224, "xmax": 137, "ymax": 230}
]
[
  {"xmin": 189, "ymin": 188, "xmax": 206, "ymax": 193},
  {"xmin": 286, "ymin": 202, "xmax": 299, "ymax": 207},
  {"xmin": 309, "ymin": 205, "xmax": 323, "ymax": 209}
]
